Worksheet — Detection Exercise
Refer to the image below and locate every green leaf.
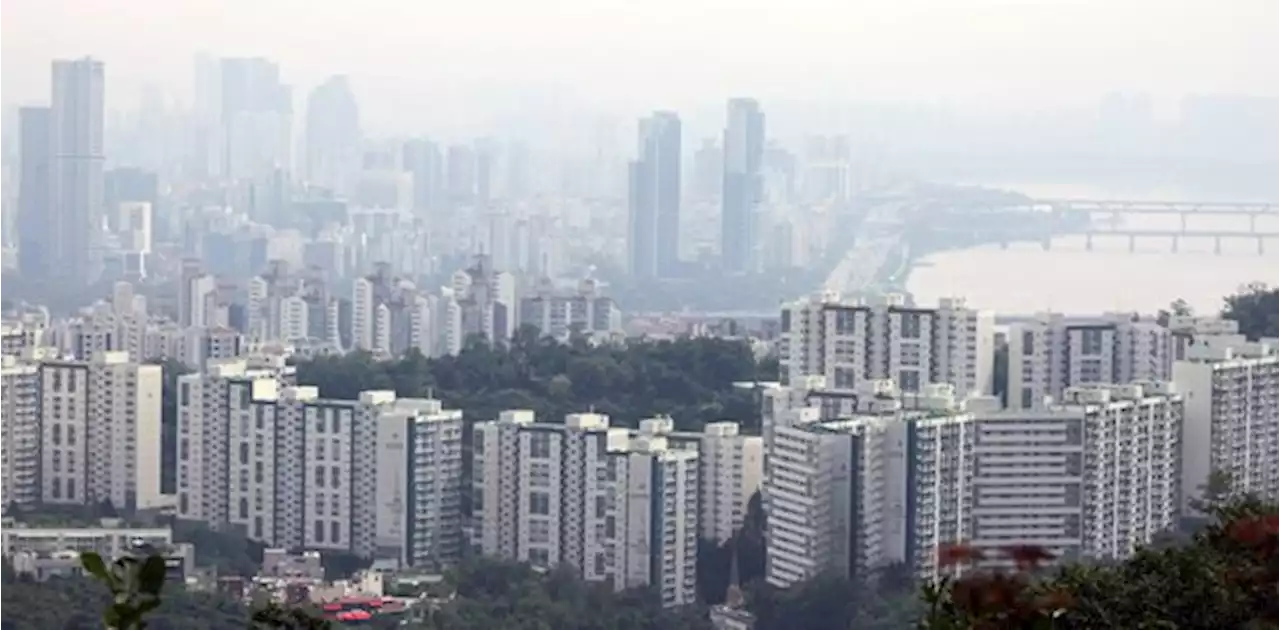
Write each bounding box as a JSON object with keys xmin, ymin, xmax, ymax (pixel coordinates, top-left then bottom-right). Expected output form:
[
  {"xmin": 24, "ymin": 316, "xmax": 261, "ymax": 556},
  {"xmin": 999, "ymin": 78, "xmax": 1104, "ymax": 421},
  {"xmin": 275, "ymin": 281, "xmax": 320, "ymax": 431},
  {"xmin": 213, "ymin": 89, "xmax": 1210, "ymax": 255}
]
[
  {"xmin": 80, "ymin": 551, "xmax": 111, "ymax": 581},
  {"xmin": 138, "ymin": 555, "xmax": 168, "ymax": 596}
]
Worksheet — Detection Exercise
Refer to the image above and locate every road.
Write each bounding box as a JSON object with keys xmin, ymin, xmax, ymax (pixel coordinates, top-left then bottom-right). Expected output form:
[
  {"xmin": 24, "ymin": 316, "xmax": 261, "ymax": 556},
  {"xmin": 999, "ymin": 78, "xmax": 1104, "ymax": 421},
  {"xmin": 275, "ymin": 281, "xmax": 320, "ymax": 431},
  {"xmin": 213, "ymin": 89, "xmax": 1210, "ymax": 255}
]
[{"xmin": 821, "ymin": 200, "xmax": 910, "ymax": 295}]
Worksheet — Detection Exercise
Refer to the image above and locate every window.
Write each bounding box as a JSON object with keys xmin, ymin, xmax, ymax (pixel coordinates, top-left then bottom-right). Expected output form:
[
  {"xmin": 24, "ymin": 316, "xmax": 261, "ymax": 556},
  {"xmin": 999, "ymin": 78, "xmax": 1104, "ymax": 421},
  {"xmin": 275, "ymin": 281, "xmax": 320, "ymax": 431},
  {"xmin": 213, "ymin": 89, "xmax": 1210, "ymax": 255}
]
[
  {"xmin": 253, "ymin": 517, "xmax": 263, "ymax": 539},
  {"xmin": 529, "ymin": 491, "xmax": 550, "ymax": 515},
  {"xmin": 780, "ymin": 309, "xmax": 791, "ymax": 333},
  {"xmin": 833, "ymin": 367, "xmax": 856, "ymax": 389},
  {"xmin": 473, "ymin": 431, "xmax": 485, "ymax": 455},
  {"xmin": 239, "ymin": 498, "xmax": 249, "ymax": 519},
  {"xmin": 315, "ymin": 466, "xmax": 326, "ymax": 488},
  {"xmin": 331, "ymin": 439, "xmax": 341, "ymax": 461},
  {"xmin": 330, "ymin": 467, "xmax": 341, "ymax": 489},
  {"xmin": 52, "ymin": 370, "xmax": 62, "ymax": 392},
  {"xmin": 239, "ymin": 443, "xmax": 249, "ymax": 464},
  {"xmin": 67, "ymin": 369, "xmax": 75, "ymax": 391},
  {"xmin": 330, "ymin": 521, "xmax": 340, "ymax": 543},
  {"xmin": 256, "ymin": 406, "xmax": 265, "ymax": 430},
  {"xmin": 900, "ymin": 313, "xmax": 921, "ymax": 339},
  {"xmin": 254, "ymin": 461, "xmax": 263, "ymax": 483},
  {"xmin": 180, "ymin": 493, "xmax": 188, "ymax": 513},
  {"xmin": 52, "ymin": 479, "xmax": 62, "ymax": 499},
  {"xmin": 835, "ymin": 309, "xmax": 857, "ymax": 335},
  {"xmin": 315, "ymin": 439, "xmax": 325, "ymax": 461},
  {"xmin": 67, "ymin": 426, "xmax": 75, "ymax": 446},
  {"xmin": 180, "ymin": 382, "xmax": 190, "ymax": 406},
  {"xmin": 1022, "ymin": 331, "xmax": 1035, "ymax": 356},
  {"xmin": 595, "ymin": 496, "xmax": 606, "ymax": 518},
  {"xmin": 52, "ymin": 452, "xmax": 61, "ymax": 472},
  {"xmin": 315, "ymin": 520, "xmax": 325, "ymax": 543},
  {"xmin": 238, "ymin": 386, "xmax": 250, "ymax": 409},
  {"xmin": 1021, "ymin": 388, "xmax": 1034, "ymax": 409},
  {"xmin": 180, "ymin": 439, "xmax": 189, "ymax": 461},
  {"xmin": 530, "ymin": 520, "xmax": 551, "ymax": 544},
  {"xmin": 331, "ymin": 413, "xmax": 341, "ymax": 433},
  {"xmin": 314, "ymin": 411, "xmax": 325, "ymax": 434},
  {"xmin": 594, "ymin": 553, "xmax": 606, "ymax": 575},
  {"xmin": 1081, "ymin": 329, "xmax": 1104, "ymax": 355},
  {"xmin": 473, "ymin": 488, "xmax": 485, "ymax": 512},
  {"xmin": 898, "ymin": 370, "xmax": 920, "ymax": 392},
  {"xmin": 52, "ymin": 424, "xmax": 62, "ymax": 445},
  {"xmin": 316, "ymin": 494, "xmax": 326, "ymax": 515},
  {"xmin": 67, "ymin": 451, "xmax": 75, "ymax": 473},
  {"xmin": 528, "ymin": 548, "xmax": 550, "ymax": 567},
  {"xmin": 605, "ymin": 516, "xmax": 616, "ymax": 538},
  {"xmin": 239, "ymin": 470, "xmax": 249, "ymax": 492},
  {"xmin": 331, "ymin": 496, "xmax": 340, "ymax": 517},
  {"xmin": 530, "ymin": 433, "xmax": 552, "ymax": 459},
  {"xmin": 66, "ymin": 478, "xmax": 75, "ymax": 499}
]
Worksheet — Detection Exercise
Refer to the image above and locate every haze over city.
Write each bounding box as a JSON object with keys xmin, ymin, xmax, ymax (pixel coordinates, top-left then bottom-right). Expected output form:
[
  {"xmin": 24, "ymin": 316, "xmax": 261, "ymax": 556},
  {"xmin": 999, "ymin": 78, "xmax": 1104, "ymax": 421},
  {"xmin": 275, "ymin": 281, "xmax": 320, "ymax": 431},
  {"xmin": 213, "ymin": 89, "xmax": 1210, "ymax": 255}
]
[{"xmin": 0, "ymin": 1, "xmax": 1276, "ymax": 628}]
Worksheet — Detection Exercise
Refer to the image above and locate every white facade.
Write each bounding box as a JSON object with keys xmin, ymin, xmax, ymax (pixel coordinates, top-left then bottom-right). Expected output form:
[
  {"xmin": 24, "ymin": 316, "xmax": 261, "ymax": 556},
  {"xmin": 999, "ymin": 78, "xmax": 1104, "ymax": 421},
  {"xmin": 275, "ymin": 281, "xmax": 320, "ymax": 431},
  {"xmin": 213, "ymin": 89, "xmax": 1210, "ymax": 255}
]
[
  {"xmin": 471, "ymin": 411, "xmax": 698, "ymax": 607},
  {"xmin": 25, "ymin": 352, "xmax": 162, "ymax": 509},
  {"xmin": 1006, "ymin": 312, "xmax": 1172, "ymax": 410},
  {"xmin": 763, "ymin": 380, "xmax": 975, "ymax": 588},
  {"xmin": 2, "ymin": 356, "xmax": 41, "ymax": 505},
  {"xmin": 780, "ymin": 292, "xmax": 994, "ymax": 397},
  {"xmin": 635, "ymin": 418, "xmax": 763, "ymax": 544},
  {"xmin": 1172, "ymin": 324, "xmax": 1279, "ymax": 508},
  {"xmin": 177, "ymin": 363, "xmax": 462, "ymax": 560}
]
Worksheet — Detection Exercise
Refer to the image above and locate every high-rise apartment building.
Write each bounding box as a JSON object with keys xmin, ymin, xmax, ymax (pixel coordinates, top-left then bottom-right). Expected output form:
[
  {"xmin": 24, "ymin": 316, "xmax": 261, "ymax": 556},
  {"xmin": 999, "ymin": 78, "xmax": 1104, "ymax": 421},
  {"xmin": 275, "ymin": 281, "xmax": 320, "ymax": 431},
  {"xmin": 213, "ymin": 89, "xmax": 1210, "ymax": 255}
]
[
  {"xmin": 721, "ymin": 98, "xmax": 765, "ymax": 273},
  {"xmin": 972, "ymin": 382, "xmax": 1182, "ymax": 567},
  {"xmin": 1006, "ymin": 312, "xmax": 1172, "ymax": 409},
  {"xmin": 763, "ymin": 381, "xmax": 976, "ymax": 588},
  {"xmin": 220, "ymin": 57, "xmax": 291, "ymax": 180},
  {"xmin": 627, "ymin": 111, "xmax": 682, "ymax": 279},
  {"xmin": 14, "ymin": 352, "xmax": 163, "ymax": 509},
  {"xmin": 2, "ymin": 356, "xmax": 41, "ymax": 506},
  {"xmin": 779, "ymin": 292, "xmax": 994, "ymax": 397},
  {"xmin": 1172, "ymin": 319, "xmax": 1279, "ymax": 507},
  {"xmin": 634, "ymin": 418, "xmax": 763, "ymax": 545},
  {"xmin": 471, "ymin": 411, "xmax": 700, "ymax": 607},
  {"xmin": 50, "ymin": 58, "xmax": 106, "ymax": 286},
  {"xmin": 176, "ymin": 360, "xmax": 464, "ymax": 561},
  {"xmin": 518, "ymin": 277, "xmax": 622, "ymax": 342},
  {"xmin": 17, "ymin": 106, "xmax": 51, "ymax": 280}
]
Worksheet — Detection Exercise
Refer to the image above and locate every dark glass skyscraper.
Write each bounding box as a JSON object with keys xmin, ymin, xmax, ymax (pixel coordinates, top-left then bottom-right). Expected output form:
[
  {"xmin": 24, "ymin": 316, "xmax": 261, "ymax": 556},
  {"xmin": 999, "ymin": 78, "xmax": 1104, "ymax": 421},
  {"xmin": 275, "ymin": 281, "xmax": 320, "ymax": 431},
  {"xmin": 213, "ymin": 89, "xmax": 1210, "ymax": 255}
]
[
  {"xmin": 627, "ymin": 112, "xmax": 682, "ymax": 279},
  {"xmin": 720, "ymin": 98, "xmax": 765, "ymax": 274}
]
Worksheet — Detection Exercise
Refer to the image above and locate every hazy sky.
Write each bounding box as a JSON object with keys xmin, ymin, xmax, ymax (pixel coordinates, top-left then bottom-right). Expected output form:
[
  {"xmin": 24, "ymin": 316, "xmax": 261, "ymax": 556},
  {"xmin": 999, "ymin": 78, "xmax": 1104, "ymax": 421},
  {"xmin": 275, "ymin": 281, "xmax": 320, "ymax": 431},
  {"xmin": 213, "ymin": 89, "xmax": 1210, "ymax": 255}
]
[{"xmin": 2, "ymin": 0, "xmax": 1276, "ymax": 135}]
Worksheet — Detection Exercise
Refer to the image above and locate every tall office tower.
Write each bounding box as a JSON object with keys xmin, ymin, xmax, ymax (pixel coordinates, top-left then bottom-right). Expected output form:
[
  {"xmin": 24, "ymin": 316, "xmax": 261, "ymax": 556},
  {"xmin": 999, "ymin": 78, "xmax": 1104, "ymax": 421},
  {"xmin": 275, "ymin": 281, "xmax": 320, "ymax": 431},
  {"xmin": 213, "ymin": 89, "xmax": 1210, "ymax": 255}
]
[
  {"xmin": 1172, "ymin": 319, "xmax": 1279, "ymax": 507},
  {"xmin": 1006, "ymin": 312, "xmax": 1173, "ymax": 410},
  {"xmin": 764, "ymin": 381, "xmax": 976, "ymax": 589},
  {"xmin": 972, "ymin": 382, "xmax": 1182, "ymax": 568},
  {"xmin": 17, "ymin": 107, "xmax": 51, "ymax": 280},
  {"xmin": 471, "ymin": 412, "xmax": 699, "ymax": 607},
  {"xmin": 50, "ymin": 58, "xmax": 106, "ymax": 286},
  {"xmin": 779, "ymin": 292, "xmax": 994, "ymax": 397},
  {"xmin": 304, "ymin": 75, "xmax": 360, "ymax": 195},
  {"xmin": 403, "ymin": 139, "xmax": 445, "ymax": 216},
  {"xmin": 721, "ymin": 98, "xmax": 765, "ymax": 273},
  {"xmin": 634, "ymin": 418, "xmax": 764, "ymax": 545},
  {"xmin": 34, "ymin": 352, "xmax": 162, "ymax": 509},
  {"xmin": 627, "ymin": 112, "xmax": 682, "ymax": 279},
  {"xmin": 220, "ymin": 57, "xmax": 292, "ymax": 181},
  {"xmin": 2, "ymin": 356, "xmax": 41, "ymax": 506}
]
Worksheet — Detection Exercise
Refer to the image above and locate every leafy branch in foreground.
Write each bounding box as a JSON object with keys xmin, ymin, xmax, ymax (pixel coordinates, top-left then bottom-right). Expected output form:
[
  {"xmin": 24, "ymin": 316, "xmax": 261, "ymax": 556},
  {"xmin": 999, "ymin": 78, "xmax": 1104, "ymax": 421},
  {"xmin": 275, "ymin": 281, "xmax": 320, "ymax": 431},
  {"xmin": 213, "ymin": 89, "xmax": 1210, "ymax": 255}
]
[{"xmin": 80, "ymin": 551, "xmax": 168, "ymax": 630}]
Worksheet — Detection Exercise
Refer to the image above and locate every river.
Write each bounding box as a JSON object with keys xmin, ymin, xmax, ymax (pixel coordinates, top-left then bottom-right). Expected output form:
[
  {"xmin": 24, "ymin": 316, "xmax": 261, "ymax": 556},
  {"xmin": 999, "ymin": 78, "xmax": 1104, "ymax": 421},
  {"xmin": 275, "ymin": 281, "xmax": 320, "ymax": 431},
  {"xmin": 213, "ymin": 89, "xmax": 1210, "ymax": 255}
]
[{"xmin": 906, "ymin": 181, "xmax": 1280, "ymax": 316}]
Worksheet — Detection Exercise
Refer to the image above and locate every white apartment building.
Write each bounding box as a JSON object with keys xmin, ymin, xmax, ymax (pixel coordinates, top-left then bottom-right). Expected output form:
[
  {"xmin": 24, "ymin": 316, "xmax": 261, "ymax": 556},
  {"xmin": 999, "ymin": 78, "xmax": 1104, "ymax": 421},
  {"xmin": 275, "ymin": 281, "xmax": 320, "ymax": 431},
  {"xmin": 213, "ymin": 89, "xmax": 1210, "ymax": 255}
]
[
  {"xmin": 1172, "ymin": 322, "xmax": 1279, "ymax": 508},
  {"xmin": 779, "ymin": 292, "xmax": 994, "ymax": 397},
  {"xmin": 2, "ymin": 356, "xmax": 41, "ymax": 506},
  {"xmin": 971, "ymin": 381, "xmax": 1180, "ymax": 567},
  {"xmin": 1006, "ymin": 312, "xmax": 1172, "ymax": 410},
  {"xmin": 12, "ymin": 352, "xmax": 164, "ymax": 510},
  {"xmin": 635, "ymin": 417, "xmax": 763, "ymax": 544},
  {"xmin": 764, "ymin": 380, "xmax": 975, "ymax": 589},
  {"xmin": 471, "ymin": 411, "xmax": 699, "ymax": 607},
  {"xmin": 518, "ymin": 277, "xmax": 623, "ymax": 341},
  {"xmin": 177, "ymin": 362, "xmax": 463, "ymax": 561}
]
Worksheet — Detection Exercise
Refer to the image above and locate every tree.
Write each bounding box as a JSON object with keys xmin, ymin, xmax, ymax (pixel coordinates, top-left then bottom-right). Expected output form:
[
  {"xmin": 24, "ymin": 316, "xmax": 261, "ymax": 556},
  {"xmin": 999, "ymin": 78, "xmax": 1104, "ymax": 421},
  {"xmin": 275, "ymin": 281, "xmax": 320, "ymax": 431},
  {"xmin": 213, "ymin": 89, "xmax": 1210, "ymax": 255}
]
[
  {"xmin": 1221, "ymin": 282, "xmax": 1278, "ymax": 340},
  {"xmin": 922, "ymin": 496, "xmax": 1278, "ymax": 629}
]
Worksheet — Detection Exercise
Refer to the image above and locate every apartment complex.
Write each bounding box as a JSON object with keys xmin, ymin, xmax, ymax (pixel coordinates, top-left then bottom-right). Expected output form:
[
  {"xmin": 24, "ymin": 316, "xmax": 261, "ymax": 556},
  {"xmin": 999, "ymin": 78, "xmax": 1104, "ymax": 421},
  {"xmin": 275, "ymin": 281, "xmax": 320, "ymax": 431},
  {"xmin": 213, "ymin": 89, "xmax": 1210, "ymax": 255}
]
[
  {"xmin": 175, "ymin": 360, "xmax": 464, "ymax": 564},
  {"xmin": 0, "ymin": 351, "xmax": 162, "ymax": 509},
  {"xmin": 1005, "ymin": 312, "xmax": 1172, "ymax": 410},
  {"xmin": 1171, "ymin": 319, "xmax": 1279, "ymax": 507},
  {"xmin": 972, "ymin": 382, "xmax": 1182, "ymax": 566},
  {"xmin": 471, "ymin": 411, "xmax": 700, "ymax": 607},
  {"xmin": 518, "ymin": 277, "xmax": 623, "ymax": 341},
  {"xmin": 779, "ymin": 292, "xmax": 994, "ymax": 397},
  {"xmin": 763, "ymin": 380, "xmax": 976, "ymax": 588},
  {"xmin": 634, "ymin": 417, "xmax": 764, "ymax": 544}
]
